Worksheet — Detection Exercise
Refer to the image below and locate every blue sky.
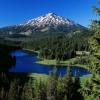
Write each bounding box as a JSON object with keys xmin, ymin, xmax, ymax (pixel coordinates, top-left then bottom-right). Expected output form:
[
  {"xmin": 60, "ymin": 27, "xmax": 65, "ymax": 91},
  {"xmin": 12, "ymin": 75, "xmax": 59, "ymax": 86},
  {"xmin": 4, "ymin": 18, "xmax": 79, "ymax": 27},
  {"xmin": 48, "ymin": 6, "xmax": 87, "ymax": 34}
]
[{"xmin": 0, "ymin": 0, "xmax": 98, "ymax": 27}]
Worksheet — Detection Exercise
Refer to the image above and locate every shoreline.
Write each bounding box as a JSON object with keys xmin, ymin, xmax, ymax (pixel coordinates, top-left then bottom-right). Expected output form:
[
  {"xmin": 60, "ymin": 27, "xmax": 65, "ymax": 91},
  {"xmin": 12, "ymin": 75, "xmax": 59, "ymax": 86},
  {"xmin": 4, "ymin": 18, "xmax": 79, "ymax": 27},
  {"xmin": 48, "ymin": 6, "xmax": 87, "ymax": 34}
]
[
  {"xmin": 22, "ymin": 48, "xmax": 90, "ymax": 70},
  {"xmin": 22, "ymin": 48, "xmax": 39, "ymax": 54}
]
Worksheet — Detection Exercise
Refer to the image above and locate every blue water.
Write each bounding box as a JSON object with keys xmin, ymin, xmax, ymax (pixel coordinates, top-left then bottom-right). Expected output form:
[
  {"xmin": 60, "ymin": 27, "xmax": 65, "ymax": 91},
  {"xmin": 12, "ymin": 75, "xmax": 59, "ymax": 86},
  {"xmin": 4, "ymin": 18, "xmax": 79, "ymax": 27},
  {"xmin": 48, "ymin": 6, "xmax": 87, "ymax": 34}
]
[{"xmin": 10, "ymin": 50, "xmax": 91, "ymax": 77}]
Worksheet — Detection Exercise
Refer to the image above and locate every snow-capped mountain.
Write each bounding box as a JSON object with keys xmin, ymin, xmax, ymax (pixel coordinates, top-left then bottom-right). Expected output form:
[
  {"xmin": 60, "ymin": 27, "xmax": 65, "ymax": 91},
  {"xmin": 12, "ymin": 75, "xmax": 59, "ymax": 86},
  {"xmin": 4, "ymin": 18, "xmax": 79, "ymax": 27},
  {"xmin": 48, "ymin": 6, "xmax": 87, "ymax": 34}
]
[
  {"xmin": 0, "ymin": 13, "xmax": 86, "ymax": 37},
  {"xmin": 24, "ymin": 13, "xmax": 77, "ymax": 27}
]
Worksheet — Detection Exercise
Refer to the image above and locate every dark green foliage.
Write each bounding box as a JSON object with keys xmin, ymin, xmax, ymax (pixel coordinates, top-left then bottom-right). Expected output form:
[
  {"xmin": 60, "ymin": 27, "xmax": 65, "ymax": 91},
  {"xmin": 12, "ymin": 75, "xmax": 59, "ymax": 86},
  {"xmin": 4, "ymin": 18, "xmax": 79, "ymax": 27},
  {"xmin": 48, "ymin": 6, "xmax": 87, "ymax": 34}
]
[
  {"xmin": 81, "ymin": 75, "xmax": 100, "ymax": 100},
  {"xmin": 81, "ymin": 1, "xmax": 100, "ymax": 99},
  {"xmin": 8, "ymin": 79, "xmax": 20, "ymax": 100},
  {"xmin": 21, "ymin": 79, "xmax": 33, "ymax": 100},
  {"xmin": 61, "ymin": 67, "xmax": 83, "ymax": 100},
  {"xmin": 89, "ymin": 0, "xmax": 100, "ymax": 74},
  {"xmin": 34, "ymin": 80, "xmax": 47, "ymax": 100},
  {"xmin": 0, "ymin": 65, "xmax": 82, "ymax": 100},
  {"xmin": 63, "ymin": 67, "xmax": 74, "ymax": 100},
  {"xmin": 47, "ymin": 67, "xmax": 58, "ymax": 100},
  {"xmin": 0, "ymin": 24, "xmax": 92, "ymax": 61},
  {"xmin": 36, "ymin": 32, "xmax": 91, "ymax": 61},
  {"xmin": 73, "ymin": 72, "xmax": 83, "ymax": 100},
  {"xmin": 0, "ymin": 69, "xmax": 83, "ymax": 100}
]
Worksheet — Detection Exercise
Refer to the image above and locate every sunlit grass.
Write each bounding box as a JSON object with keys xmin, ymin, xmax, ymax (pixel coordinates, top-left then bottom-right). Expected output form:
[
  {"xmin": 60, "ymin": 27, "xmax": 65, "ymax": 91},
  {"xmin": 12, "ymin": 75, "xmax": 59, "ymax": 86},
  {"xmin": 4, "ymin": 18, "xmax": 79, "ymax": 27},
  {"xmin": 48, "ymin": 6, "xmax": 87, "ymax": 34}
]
[{"xmin": 37, "ymin": 58, "xmax": 87, "ymax": 68}]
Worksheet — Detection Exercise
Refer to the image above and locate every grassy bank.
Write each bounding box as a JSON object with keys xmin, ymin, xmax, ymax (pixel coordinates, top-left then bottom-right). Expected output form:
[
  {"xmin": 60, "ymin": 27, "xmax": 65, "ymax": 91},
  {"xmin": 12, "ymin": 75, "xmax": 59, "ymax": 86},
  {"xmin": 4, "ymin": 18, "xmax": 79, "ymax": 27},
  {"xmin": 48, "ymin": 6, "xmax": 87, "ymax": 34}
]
[
  {"xmin": 37, "ymin": 58, "xmax": 76, "ymax": 66},
  {"xmin": 22, "ymin": 48, "xmax": 88, "ymax": 68},
  {"xmin": 80, "ymin": 74, "xmax": 93, "ymax": 85},
  {"xmin": 29, "ymin": 73, "xmax": 93, "ymax": 86},
  {"xmin": 33, "ymin": 73, "xmax": 93, "ymax": 86},
  {"xmin": 37, "ymin": 58, "xmax": 87, "ymax": 68},
  {"xmin": 28, "ymin": 73, "xmax": 49, "ymax": 82},
  {"xmin": 23, "ymin": 48, "xmax": 39, "ymax": 54}
]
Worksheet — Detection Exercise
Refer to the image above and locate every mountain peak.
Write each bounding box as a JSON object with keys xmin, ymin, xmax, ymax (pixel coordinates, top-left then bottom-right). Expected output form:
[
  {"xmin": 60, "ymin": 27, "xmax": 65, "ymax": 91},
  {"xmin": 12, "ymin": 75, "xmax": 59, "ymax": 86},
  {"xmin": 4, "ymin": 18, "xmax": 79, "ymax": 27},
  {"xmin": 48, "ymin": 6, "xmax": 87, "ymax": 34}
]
[
  {"xmin": 45, "ymin": 12, "xmax": 57, "ymax": 16},
  {"xmin": 46, "ymin": 12, "xmax": 55, "ymax": 15},
  {"xmin": 24, "ymin": 12, "xmax": 77, "ymax": 28},
  {"xmin": 0, "ymin": 13, "xmax": 85, "ymax": 36}
]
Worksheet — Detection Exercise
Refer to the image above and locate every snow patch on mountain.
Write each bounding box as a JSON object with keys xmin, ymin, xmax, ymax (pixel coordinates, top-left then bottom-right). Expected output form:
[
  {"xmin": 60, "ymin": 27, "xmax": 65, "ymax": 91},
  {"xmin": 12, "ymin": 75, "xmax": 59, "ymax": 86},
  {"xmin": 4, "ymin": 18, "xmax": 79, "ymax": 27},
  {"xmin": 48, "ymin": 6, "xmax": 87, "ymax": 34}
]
[{"xmin": 23, "ymin": 13, "xmax": 78, "ymax": 28}]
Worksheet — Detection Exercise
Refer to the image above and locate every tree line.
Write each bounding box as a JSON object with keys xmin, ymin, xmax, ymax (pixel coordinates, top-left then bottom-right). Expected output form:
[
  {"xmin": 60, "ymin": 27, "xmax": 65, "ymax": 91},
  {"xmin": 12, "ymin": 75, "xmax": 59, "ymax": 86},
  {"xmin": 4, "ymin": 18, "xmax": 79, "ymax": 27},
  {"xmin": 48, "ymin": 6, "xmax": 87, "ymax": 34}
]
[{"xmin": 0, "ymin": 67, "xmax": 84, "ymax": 100}]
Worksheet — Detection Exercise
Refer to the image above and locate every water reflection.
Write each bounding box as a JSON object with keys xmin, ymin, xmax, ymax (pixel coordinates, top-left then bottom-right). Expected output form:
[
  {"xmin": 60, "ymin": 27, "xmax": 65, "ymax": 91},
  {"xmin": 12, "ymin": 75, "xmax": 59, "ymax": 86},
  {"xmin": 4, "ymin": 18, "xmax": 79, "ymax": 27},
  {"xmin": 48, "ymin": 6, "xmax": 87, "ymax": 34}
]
[{"xmin": 0, "ymin": 49, "xmax": 16, "ymax": 72}]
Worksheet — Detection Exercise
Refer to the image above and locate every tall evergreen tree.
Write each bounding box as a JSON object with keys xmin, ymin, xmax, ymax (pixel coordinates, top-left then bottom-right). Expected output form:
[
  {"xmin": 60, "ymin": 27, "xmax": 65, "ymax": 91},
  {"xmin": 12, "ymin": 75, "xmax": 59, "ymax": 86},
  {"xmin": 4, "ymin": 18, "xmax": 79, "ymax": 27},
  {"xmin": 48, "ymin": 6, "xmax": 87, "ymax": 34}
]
[
  {"xmin": 73, "ymin": 72, "xmax": 83, "ymax": 100},
  {"xmin": 8, "ymin": 79, "xmax": 19, "ymax": 100},
  {"xmin": 89, "ymin": 0, "xmax": 100, "ymax": 74},
  {"xmin": 63, "ymin": 67, "xmax": 74, "ymax": 100},
  {"xmin": 34, "ymin": 79, "xmax": 47, "ymax": 100},
  {"xmin": 47, "ymin": 67, "xmax": 58, "ymax": 100},
  {"xmin": 21, "ymin": 78, "xmax": 33, "ymax": 100},
  {"xmin": 82, "ymin": 1, "xmax": 100, "ymax": 99}
]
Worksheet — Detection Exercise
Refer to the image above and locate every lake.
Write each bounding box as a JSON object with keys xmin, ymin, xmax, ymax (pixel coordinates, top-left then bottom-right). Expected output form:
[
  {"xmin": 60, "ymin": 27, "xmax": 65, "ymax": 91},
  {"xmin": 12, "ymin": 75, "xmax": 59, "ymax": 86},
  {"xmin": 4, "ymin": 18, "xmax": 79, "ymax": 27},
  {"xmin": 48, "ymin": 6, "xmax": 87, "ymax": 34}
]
[{"xmin": 10, "ymin": 50, "xmax": 91, "ymax": 77}]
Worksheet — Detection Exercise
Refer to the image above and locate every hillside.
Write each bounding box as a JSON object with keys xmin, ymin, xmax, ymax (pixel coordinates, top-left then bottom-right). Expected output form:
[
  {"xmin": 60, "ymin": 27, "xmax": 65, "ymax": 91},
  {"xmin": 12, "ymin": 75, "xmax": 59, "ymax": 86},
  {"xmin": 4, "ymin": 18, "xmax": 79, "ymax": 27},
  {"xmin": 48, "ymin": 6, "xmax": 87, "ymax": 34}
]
[{"xmin": 0, "ymin": 13, "xmax": 87, "ymax": 38}]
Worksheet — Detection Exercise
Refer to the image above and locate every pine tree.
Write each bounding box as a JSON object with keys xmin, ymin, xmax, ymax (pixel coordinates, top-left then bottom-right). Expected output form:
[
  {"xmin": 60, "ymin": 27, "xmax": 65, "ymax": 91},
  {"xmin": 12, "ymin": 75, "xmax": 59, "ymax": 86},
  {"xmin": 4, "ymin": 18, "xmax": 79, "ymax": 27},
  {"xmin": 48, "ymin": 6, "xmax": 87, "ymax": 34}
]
[
  {"xmin": 47, "ymin": 67, "xmax": 58, "ymax": 100},
  {"xmin": 63, "ymin": 67, "xmax": 74, "ymax": 100},
  {"xmin": 56, "ymin": 77, "xmax": 65, "ymax": 100},
  {"xmin": 89, "ymin": 0, "xmax": 100, "ymax": 74},
  {"xmin": 82, "ymin": 1, "xmax": 100, "ymax": 99},
  {"xmin": 8, "ymin": 79, "xmax": 19, "ymax": 100},
  {"xmin": 0, "ymin": 88, "xmax": 5, "ymax": 100},
  {"xmin": 34, "ymin": 79, "xmax": 47, "ymax": 100},
  {"xmin": 72, "ymin": 72, "xmax": 83, "ymax": 100},
  {"xmin": 21, "ymin": 78, "xmax": 33, "ymax": 100}
]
